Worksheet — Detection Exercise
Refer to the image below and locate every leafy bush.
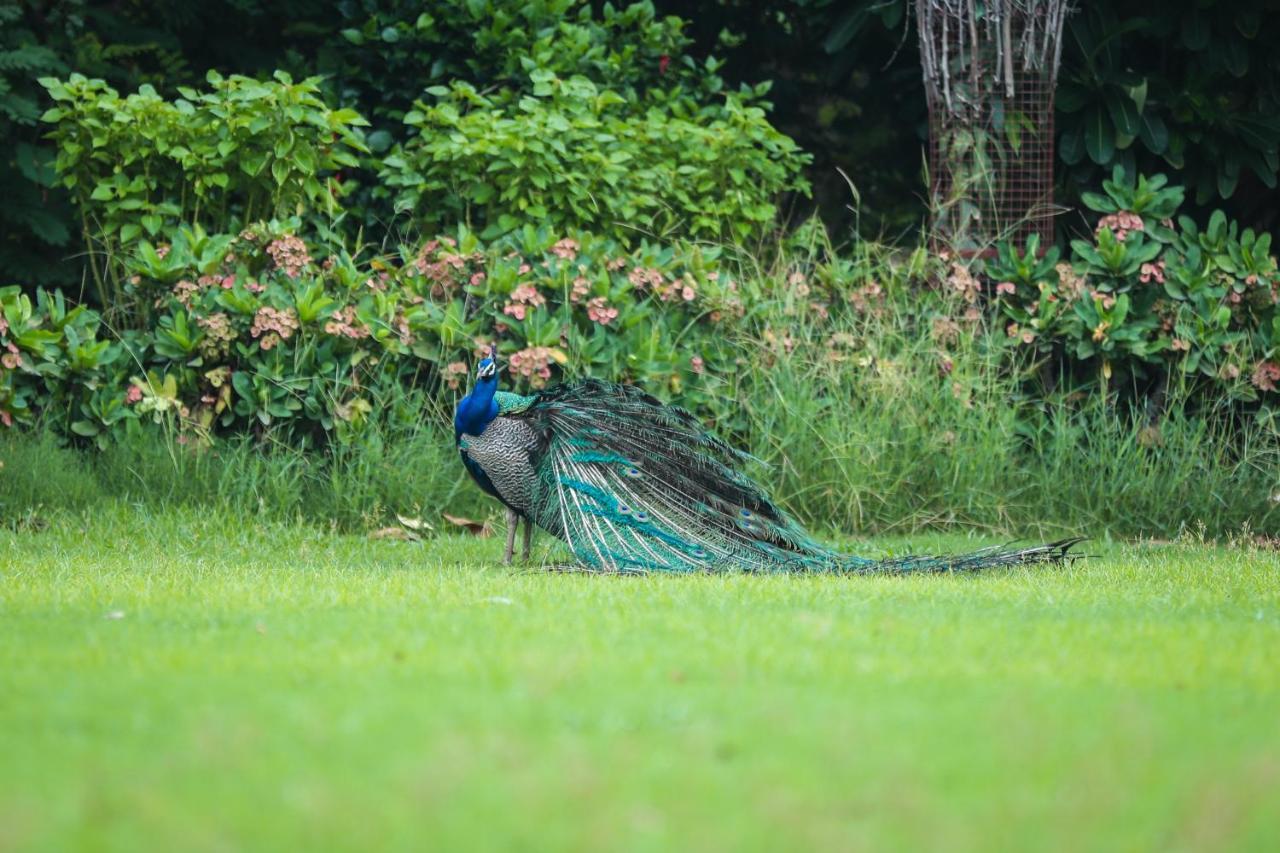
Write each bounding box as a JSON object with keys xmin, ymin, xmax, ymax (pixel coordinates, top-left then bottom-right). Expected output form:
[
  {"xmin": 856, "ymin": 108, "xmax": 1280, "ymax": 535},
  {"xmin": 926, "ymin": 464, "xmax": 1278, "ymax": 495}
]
[
  {"xmin": 0, "ymin": 222, "xmax": 730, "ymax": 445},
  {"xmin": 0, "ymin": 1, "xmax": 73, "ymax": 287},
  {"xmin": 1057, "ymin": 2, "xmax": 1280, "ymax": 209},
  {"xmin": 326, "ymin": 0, "xmax": 708, "ymax": 132},
  {"xmin": 40, "ymin": 71, "xmax": 369, "ymax": 318},
  {"xmin": 987, "ymin": 168, "xmax": 1280, "ymax": 414},
  {"xmin": 382, "ymin": 73, "xmax": 809, "ymax": 243}
]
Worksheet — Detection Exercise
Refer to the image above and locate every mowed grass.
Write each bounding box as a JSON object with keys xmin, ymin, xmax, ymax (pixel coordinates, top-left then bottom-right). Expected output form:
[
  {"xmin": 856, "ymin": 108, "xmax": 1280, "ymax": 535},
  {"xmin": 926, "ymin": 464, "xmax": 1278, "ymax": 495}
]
[{"xmin": 2, "ymin": 507, "xmax": 1279, "ymax": 852}]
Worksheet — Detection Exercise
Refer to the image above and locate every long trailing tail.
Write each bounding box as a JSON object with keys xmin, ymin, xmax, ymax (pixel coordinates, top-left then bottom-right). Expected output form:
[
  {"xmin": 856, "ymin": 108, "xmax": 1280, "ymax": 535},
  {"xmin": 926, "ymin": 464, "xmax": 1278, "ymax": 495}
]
[
  {"xmin": 835, "ymin": 537, "xmax": 1086, "ymax": 575},
  {"xmin": 526, "ymin": 379, "xmax": 1086, "ymax": 575}
]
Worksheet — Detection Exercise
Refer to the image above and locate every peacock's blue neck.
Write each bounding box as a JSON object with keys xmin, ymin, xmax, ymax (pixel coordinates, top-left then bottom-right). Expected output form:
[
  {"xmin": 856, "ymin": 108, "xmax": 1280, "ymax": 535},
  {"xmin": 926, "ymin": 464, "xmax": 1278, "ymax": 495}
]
[{"xmin": 454, "ymin": 376, "xmax": 499, "ymax": 441}]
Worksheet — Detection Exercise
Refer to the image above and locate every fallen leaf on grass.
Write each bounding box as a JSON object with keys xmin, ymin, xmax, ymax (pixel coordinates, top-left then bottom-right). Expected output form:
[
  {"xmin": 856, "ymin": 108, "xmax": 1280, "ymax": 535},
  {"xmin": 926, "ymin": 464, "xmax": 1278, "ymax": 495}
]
[
  {"xmin": 396, "ymin": 514, "xmax": 434, "ymax": 533},
  {"xmin": 442, "ymin": 513, "xmax": 493, "ymax": 537},
  {"xmin": 104, "ymin": 610, "xmax": 125, "ymax": 620}
]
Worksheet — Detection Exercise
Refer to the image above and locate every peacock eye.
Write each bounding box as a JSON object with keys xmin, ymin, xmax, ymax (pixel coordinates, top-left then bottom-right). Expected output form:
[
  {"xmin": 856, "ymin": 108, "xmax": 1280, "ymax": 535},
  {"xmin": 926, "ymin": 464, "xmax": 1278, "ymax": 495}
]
[
  {"xmin": 617, "ymin": 503, "xmax": 631, "ymax": 515},
  {"xmin": 740, "ymin": 508, "xmax": 753, "ymax": 519},
  {"xmin": 634, "ymin": 511, "xmax": 649, "ymax": 522},
  {"xmin": 624, "ymin": 467, "xmax": 641, "ymax": 478}
]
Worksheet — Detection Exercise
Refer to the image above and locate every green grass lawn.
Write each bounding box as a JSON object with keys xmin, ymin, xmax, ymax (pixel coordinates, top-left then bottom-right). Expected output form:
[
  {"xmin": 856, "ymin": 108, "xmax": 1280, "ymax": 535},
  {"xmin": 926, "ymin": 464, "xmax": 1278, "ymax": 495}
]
[{"xmin": 3, "ymin": 507, "xmax": 1279, "ymax": 851}]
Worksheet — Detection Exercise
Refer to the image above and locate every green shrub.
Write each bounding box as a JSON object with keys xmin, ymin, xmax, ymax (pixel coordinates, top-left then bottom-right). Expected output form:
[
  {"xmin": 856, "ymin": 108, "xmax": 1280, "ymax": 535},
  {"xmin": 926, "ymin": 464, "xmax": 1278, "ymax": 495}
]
[
  {"xmin": 382, "ymin": 72, "xmax": 809, "ymax": 244},
  {"xmin": 327, "ymin": 0, "xmax": 707, "ymax": 129},
  {"xmin": 0, "ymin": 222, "xmax": 730, "ymax": 444},
  {"xmin": 987, "ymin": 168, "xmax": 1280, "ymax": 415},
  {"xmin": 39, "ymin": 71, "xmax": 370, "ymax": 318}
]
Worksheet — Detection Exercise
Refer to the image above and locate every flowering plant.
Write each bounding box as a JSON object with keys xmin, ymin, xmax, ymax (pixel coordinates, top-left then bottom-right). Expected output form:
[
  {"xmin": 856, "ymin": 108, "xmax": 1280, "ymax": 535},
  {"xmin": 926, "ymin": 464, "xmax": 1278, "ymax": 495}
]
[
  {"xmin": 987, "ymin": 170, "xmax": 1280, "ymax": 406},
  {"xmin": 1, "ymin": 223, "xmax": 733, "ymax": 442}
]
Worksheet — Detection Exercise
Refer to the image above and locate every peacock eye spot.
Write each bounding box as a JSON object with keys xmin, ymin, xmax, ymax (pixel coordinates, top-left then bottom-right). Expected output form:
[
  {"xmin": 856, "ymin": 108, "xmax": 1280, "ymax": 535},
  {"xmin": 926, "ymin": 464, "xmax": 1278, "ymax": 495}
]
[
  {"xmin": 740, "ymin": 508, "xmax": 753, "ymax": 519},
  {"xmin": 617, "ymin": 503, "xmax": 631, "ymax": 515},
  {"xmin": 634, "ymin": 511, "xmax": 649, "ymax": 522},
  {"xmin": 625, "ymin": 467, "xmax": 641, "ymax": 478}
]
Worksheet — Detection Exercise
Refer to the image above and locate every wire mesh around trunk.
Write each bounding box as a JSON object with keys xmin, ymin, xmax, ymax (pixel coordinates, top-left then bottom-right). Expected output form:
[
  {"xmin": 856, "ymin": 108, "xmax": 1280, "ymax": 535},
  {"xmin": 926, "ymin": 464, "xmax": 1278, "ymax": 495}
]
[{"xmin": 917, "ymin": 1, "xmax": 1071, "ymax": 256}]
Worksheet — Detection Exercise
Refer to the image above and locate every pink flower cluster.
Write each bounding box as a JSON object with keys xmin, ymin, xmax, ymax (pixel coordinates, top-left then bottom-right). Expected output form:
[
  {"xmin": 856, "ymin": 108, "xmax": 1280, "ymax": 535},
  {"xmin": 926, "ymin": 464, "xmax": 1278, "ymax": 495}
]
[
  {"xmin": 442, "ymin": 361, "xmax": 469, "ymax": 391},
  {"xmin": 847, "ymin": 280, "xmax": 884, "ymax": 314},
  {"xmin": 627, "ymin": 266, "xmax": 697, "ymax": 302},
  {"xmin": 995, "ymin": 281, "xmax": 1017, "ymax": 296},
  {"xmin": 570, "ymin": 276, "xmax": 591, "ymax": 303},
  {"xmin": 503, "ymin": 284, "xmax": 546, "ymax": 321},
  {"xmin": 690, "ymin": 355, "xmax": 705, "ymax": 375},
  {"xmin": 585, "ymin": 297, "xmax": 618, "ymax": 325},
  {"xmin": 1252, "ymin": 361, "xmax": 1280, "ymax": 392},
  {"xmin": 1095, "ymin": 211, "xmax": 1145, "ymax": 242},
  {"xmin": 324, "ymin": 306, "xmax": 371, "ymax": 340},
  {"xmin": 1140, "ymin": 259, "xmax": 1166, "ymax": 284},
  {"xmin": 628, "ymin": 266, "xmax": 665, "ymax": 290},
  {"xmin": 125, "ymin": 384, "xmax": 143, "ymax": 404},
  {"xmin": 0, "ymin": 313, "xmax": 7, "ymax": 336},
  {"xmin": 509, "ymin": 346, "xmax": 556, "ymax": 388},
  {"xmin": 2, "ymin": 342, "xmax": 20, "ymax": 369},
  {"xmin": 250, "ymin": 306, "xmax": 299, "ymax": 351},
  {"xmin": 550, "ymin": 239, "xmax": 579, "ymax": 261},
  {"xmin": 266, "ymin": 235, "xmax": 312, "ymax": 277}
]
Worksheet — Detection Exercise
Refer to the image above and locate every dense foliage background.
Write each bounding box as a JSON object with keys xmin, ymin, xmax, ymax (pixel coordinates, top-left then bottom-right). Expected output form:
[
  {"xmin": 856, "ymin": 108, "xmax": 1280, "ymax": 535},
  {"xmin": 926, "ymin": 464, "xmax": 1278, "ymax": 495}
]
[
  {"xmin": 3, "ymin": 0, "xmax": 1278, "ymax": 535},
  {"xmin": 6, "ymin": 0, "xmax": 1280, "ymax": 286}
]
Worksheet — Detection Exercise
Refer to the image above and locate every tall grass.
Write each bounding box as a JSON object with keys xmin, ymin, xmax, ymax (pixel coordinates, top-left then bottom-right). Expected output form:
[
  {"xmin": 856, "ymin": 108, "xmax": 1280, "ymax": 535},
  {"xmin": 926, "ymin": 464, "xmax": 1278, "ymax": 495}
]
[
  {"xmin": 717, "ymin": 234, "xmax": 1279, "ymax": 539},
  {"xmin": 1, "ymin": 391, "xmax": 488, "ymax": 531}
]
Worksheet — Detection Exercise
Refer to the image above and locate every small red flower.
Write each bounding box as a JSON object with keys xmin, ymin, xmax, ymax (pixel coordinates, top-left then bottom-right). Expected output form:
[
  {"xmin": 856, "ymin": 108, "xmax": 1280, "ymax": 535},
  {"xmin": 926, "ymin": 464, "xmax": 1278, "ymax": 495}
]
[{"xmin": 659, "ymin": 55, "xmax": 670, "ymax": 74}]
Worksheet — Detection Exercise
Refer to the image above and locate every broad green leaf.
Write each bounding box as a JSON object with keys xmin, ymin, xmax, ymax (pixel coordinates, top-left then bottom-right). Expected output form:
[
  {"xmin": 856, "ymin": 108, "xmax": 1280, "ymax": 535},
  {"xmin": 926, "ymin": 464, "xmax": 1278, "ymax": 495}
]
[
  {"xmin": 1084, "ymin": 107, "xmax": 1115, "ymax": 165},
  {"xmin": 1137, "ymin": 111, "xmax": 1169, "ymax": 155}
]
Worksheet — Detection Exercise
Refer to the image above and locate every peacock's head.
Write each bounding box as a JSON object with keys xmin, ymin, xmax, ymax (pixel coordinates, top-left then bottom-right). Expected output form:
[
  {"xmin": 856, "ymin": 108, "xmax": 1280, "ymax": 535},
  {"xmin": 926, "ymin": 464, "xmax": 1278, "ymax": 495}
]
[{"xmin": 475, "ymin": 346, "xmax": 499, "ymax": 382}]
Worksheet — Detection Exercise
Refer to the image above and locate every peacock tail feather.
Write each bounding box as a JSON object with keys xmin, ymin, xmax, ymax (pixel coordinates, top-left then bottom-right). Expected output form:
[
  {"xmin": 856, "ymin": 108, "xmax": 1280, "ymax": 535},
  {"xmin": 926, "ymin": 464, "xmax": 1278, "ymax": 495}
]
[{"xmin": 458, "ymin": 378, "xmax": 1081, "ymax": 574}]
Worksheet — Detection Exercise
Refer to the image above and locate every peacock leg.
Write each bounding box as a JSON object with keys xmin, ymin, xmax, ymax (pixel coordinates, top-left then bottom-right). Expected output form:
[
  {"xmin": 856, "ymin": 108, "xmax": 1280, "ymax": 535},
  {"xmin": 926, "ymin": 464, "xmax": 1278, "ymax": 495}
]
[
  {"xmin": 521, "ymin": 517, "xmax": 533, "ymax": 562},
  {"xmin": 503, "ymin": 507, "xmax": 517, "ymax": 565}
]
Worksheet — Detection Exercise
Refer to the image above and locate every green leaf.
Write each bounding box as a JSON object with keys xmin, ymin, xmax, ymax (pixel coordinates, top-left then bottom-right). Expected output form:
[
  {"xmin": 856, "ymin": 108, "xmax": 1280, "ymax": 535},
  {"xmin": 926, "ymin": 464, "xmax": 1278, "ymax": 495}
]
[
  {"xmin": 1137, "ymin": 112, "xmax": 1169, "ymax": 155},
  {"xmin": 823, "ymin": 9, "xmax": 868, "ymax": 54},
  {"xmin": 1059, "ymin": 128, "xmax": 1085, "ymax": 165},
  {"xmin": 1105, "ymin": 91, "xmax": 1140, "ymax": 137},
  {"xmin": 1217, "ymin": 166, "xmax": 1239, "ymax": 199},
  {"xmin": 1084, "ymin": 107, "xmax": 1115, "ymax": 165},
  {"xmin": 1126, "ymin": 80, "xmax": 1148, "ymax": 115}
]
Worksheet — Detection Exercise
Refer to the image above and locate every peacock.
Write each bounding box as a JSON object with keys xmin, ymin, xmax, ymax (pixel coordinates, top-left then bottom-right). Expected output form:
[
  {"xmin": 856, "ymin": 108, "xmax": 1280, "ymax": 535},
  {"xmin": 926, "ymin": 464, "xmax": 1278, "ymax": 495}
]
[{"xmin": 454, "ymin": 348, "xmax": 1081, "ymax": 572}]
